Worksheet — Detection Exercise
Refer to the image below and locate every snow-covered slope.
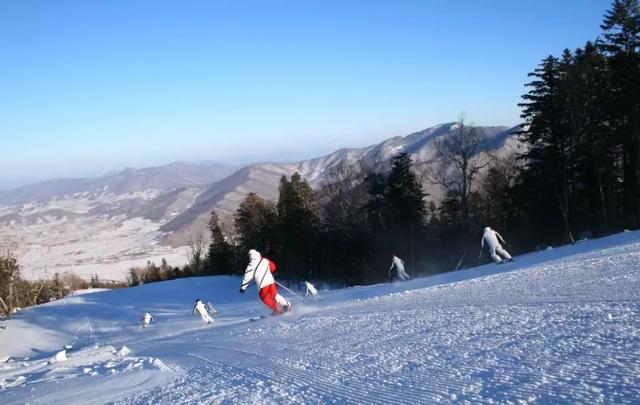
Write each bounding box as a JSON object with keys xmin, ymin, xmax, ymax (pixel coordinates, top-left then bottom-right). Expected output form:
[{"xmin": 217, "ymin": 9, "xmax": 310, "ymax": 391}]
[{"xmin": 1, "ymin": 231, "xmax": 638, "ymax": 404}]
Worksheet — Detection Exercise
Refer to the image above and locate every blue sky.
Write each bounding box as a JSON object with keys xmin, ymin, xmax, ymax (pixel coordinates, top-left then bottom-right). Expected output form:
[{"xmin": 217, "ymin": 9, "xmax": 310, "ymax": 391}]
[{"xmin": 0, "ymin": 0, "xmax": 610, "ymax": 189}]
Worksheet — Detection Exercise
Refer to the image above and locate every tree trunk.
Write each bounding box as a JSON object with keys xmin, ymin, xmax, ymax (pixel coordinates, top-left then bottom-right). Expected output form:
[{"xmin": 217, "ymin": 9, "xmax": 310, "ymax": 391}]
[
  {"xmin": 7, "ymin": 274, "xmax": 14, "ymax": 312},
  {"xmin": 623, "ymin": 135, "xmax": 639, "ymax": 229},
  {"xmin": 410, "ymin": 224, "xmax": 415, "ymax": 270},
  {"xmin": 598, "ymin": 174, "xmax": 609, "ymax": 233},
  {"xmin": 555, "ymin": 183, "xmax": 575, "ymax": 244},
  {"xmin": 29, "ymin": 282, "xmax": 46, "ymax": 306},
  {"xmin": 0, "ymin": 296, "xmax": 8, "ymax": 316}
]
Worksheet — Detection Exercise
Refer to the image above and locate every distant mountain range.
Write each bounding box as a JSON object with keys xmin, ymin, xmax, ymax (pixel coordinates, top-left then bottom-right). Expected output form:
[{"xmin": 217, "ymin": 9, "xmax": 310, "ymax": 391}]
[
  {"xmin": 0, "ymin": 162, "xmax": 238, "ymax": 205},
  {"xmin": 160, "ymin": 123, "xmax": 522, "ymax": 245},
  {"xmin": 0, "ymin": 123, "xmax": 523, "ymax": 280}
]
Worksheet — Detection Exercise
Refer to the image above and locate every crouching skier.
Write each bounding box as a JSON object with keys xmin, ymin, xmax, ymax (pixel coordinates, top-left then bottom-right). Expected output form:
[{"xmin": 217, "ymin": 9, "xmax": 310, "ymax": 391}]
[
  {"xmin": 481, "ymin": 226, "xmax": 514, "ymax": 264},
  {"xmin": 304, "ymin": 281, "xmax": 318, "ymax": 298},
  {"xmin": 193, "ymin": 298, "xmax": 215, "ymax": 324},
  {"xmin": 239, "ymin": 249, "xmax": 292, "ymax": 314},
  {"xmin": 389, "ymin": 254, "xmax": 410, "ymax": 280}
]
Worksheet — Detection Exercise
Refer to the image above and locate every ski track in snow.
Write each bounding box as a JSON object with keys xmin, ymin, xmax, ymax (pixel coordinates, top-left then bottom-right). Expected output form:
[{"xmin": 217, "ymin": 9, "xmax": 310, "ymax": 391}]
[{"xmin": 1, "ymin": 232, "xmax": 640, "ymax": 404}]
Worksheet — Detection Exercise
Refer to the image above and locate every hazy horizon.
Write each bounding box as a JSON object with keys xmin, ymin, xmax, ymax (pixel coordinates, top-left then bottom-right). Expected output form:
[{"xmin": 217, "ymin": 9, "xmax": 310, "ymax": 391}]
[
  {"xmin": 0, "ymin": 120, "xmax": 517, "ymax": 190},
  {"xmin": 0, "ymin": 121, "xmax": 452, "ymax": 190},
  {"xmin": 0, "ymin": 142, "xmax": 340, "ymax": 190}
]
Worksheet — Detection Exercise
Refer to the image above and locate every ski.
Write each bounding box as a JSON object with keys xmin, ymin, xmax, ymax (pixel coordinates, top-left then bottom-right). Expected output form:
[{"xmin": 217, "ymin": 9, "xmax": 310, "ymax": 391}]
[{"xmin": 248, "ymin": 315, "xmax": 269, "ymax": 322}]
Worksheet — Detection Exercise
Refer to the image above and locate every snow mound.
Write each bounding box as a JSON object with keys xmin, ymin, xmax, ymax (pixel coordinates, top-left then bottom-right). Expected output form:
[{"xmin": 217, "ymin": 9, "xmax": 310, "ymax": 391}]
[
  {"xmin": 71, "ymin": 288, "xmax": 111, "ymax": 296},
  {"xmin": 51, "ymin": 350, "xmax": 67, "ymax": 363},
  {"xmin": 0, "ymin": 344, "xmax": 174, "ymax": 403},
  {"xmin": 117, "ymin": 346, "xmax": 130, "ymax": 358}
]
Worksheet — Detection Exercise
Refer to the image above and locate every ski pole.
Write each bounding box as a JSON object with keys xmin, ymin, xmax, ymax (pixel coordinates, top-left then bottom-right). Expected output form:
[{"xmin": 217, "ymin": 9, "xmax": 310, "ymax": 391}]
[
  {"xmin": 275, "ymin": 281, "xmax": 302, "ymax": 298},
  {"xmin": 454, "ymin": 253, "xmax": 465, "ymax": 271}
]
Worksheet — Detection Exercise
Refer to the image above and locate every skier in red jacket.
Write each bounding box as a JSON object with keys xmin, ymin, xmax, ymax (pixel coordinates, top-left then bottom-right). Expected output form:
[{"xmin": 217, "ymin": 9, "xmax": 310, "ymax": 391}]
[{"xmin": 240, "ymin": 249, "xmax": 292, "ymax": 314}]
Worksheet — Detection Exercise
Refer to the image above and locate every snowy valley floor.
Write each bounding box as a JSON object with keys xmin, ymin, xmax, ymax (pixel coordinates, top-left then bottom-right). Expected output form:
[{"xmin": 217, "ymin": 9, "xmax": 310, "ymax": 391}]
[{"xmin": 1, "ymin": 232, "xmax": 639, "ymax": 404}]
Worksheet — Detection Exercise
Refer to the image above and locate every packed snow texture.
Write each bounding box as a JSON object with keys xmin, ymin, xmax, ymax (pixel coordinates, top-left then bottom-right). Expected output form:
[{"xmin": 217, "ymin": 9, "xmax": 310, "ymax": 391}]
[{"xmin": 1, "ymin": 231, "xmax": 639, "ymax": 403}]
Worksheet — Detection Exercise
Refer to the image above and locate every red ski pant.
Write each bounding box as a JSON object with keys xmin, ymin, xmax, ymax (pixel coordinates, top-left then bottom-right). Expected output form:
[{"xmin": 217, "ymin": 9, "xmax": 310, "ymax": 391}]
[{"xmin": 259, "ymin": 284, "xmax": 282, "ymax": 313}]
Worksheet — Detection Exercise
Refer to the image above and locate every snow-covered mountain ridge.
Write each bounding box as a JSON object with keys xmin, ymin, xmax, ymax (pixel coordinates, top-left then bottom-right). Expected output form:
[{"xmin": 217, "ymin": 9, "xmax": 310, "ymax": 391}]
[
  {"xmin": 0, "ymin": 123, "xmax": 522, "ymax": 279},
  {"xmin": 161, "ymin": 123, "xmax": 523, "ymax": 245},
  {"xmin": 0, "ymin": 230, "xmax": 638, "ymax": 403}
]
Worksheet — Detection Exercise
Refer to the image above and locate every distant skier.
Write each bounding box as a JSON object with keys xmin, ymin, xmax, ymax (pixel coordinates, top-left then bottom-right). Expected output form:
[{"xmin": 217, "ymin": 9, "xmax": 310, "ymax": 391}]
[
  {"xmin": 304, "ymin": 281, "xmax": 318, "ymax": 297},
  {"xmin": 389, "ymin": 254, "xmax": 410, "ymax": 280},
  {"xmin": 240, "ymin": 249, "xmax": 292, "ymax": 314},
  {"xmin": 193, "ymin": 298, "xmax": 215, "ymax": 324},
  {"xmin": 481, "ymin": 226, "xmax": 514, "ymax": 263},
  {"xmin": 140, "ymin": 312, "xmax": 153, "ymax": 328}
]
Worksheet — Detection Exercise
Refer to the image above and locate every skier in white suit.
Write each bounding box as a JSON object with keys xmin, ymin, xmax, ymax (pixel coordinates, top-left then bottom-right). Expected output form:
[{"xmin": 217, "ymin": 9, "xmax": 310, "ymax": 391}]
[
  {"xmin": 193, "ymin": 299, "xmax": 215, "ymax": 324},
  {"xmin": 304, "ymin": 281, "xmax": 318, "ymax": 297},
  {"xmin": 389, "ymin": 255, "xmax": 410, "ymax": 280},
  {"xmin": 240, "ymin": 249, "xmax": 291, "ymax": 314},
  {"xmin": 140, "ymin": 312, "xmax": 153, "ymax": 328},
  {"xmin": 481, "ymin": 226, "xmax": 513, "ymax": 263}
]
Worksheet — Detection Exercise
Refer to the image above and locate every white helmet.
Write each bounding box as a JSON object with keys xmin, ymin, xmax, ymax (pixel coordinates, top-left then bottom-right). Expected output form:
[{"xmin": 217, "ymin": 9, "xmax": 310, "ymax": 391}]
[
  {"xmin": 484, "ymin": 227, "xmax": 491, "ymax": 233},
  {"xmin": 248, "ymin": 249, "xmax": 260, "ymax": 261}
]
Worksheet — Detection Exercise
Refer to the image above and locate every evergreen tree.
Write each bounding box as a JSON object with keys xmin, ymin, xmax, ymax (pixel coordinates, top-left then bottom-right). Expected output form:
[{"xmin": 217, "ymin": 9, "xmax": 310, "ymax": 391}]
[
  {"xmin": 519, "ymin": 54, "xmax": 576, "ymax": 244},
  {"xmin": 567, "ymin": 42, "xmax": 615, "ymax": 233},
  {"xmin": 206, "ymin": 210, "xmax": 235, "ymax": 275},
  {"xmin": 362, "ymin": 171, "xmax": 388, "ymax": 230},
  {"xmin": 384, "ymin": 153, "xmax": 428, "ymax": 228},
  {"xmin": 234, "ymin": 192, "xmax": 278, "ymax": 257},
  {"xmin": 145, "ymin": 261, "xmax": 161, "ymax": 283},
  {"xmin": 362, "ymin": 153, "xmax": 427, "ymax": 275},
  {"xmin": 315, "ymin": 167, "xmax": 376, "ymax": 283},
  {"xmin": 599, "ymin": 0, "xmax": 640, "ymax": 228},
  {"xmin": 277, "ymin": 173, "xmax": 322, "ymax": 279},
  {"xmin": 160, "ymin": 258, "xmax": 171, "ymax": 279}
]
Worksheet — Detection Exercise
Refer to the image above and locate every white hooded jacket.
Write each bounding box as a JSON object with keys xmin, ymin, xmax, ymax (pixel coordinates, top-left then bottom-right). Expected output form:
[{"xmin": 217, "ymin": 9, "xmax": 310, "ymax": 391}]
[
  {"xmin": 240, "ymin": 249, "xmax": 275, "ymax": 291},
  {"xmin": 193, "ymin": 300, "xmax": 208, "ymax": 317},
  {"xmin": 390, "ymin": 255, "xmax": 410, "ymax": 280},
  {"xmin": 391, "ymin": 255, "xmax": 405, "ymax": 272},
  {"xmin": 304, "ymin": 281, "xmax": 318, "ymax": 297},
  {"xmin": 141, "ymin": 312, "xmax": 153, "ymax": 326},
  {"xmin": 481, "ymin": 227, "xmax": 506, "ymax": 250}
]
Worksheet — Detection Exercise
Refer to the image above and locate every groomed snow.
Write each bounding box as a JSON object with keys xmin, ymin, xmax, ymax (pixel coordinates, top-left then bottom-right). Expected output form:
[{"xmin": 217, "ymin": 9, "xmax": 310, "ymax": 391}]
[{"xmin": 1, "ymin": 231, "xmax": 639, "ymax": 404}]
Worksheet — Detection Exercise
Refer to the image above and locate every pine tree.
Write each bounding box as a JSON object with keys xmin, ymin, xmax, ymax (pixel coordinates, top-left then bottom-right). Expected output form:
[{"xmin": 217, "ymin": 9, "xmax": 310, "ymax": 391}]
[
  {"xmin": 234, "ymin": 192, "xmax": 278, "ymax": 255},
  {"xmin": 599, "ymin": 0, "xmax": 640, "ymax": 228},
  {"xmin": 206, "ymin": 210, "xmax": 235, "ymax": 275},
  {"xmin": 385, "ymin": 153, "xmax": 428, "ymax": 228},
  {"xmin": 316, "ymin": 167, "xmax": 377, "ymax": 283},
  {"xmin": 362, "ymin": 171, "xmax": 388, "ymax": 230},
  {"xmin": 519, "ymin": 55, "xmax": 576, "ymax": 243},
  {"xmin": 277, "ymin": 173, "xmax": 322, "ymax": 279},
  {"xmin": 371, "ymin": 153, "xmax": 427, "ymax": 273},
  {"xmin": 160, "ymin": 258, "xmax": 171, "ymax": 278},
  {"xmin": 568, "ymin": 42, "xmax": 615, "ymax": 233}
]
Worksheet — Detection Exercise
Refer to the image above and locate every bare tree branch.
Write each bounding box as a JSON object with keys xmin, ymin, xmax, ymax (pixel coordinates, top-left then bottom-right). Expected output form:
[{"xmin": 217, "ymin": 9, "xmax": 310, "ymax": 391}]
[{"xmin": 428, "ymin": 118, "xmax": 494, "ymax": 221}]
